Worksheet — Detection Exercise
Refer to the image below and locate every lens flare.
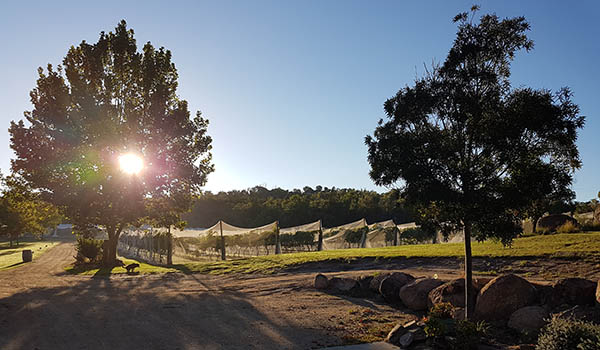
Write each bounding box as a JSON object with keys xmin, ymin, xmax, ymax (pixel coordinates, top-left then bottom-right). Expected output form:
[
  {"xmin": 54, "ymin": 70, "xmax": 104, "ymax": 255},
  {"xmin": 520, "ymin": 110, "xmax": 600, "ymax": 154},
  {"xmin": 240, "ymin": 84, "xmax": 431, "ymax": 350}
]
[{"xmin": 118, "ymin": 153, "xmax": 143, "ymax": 175}]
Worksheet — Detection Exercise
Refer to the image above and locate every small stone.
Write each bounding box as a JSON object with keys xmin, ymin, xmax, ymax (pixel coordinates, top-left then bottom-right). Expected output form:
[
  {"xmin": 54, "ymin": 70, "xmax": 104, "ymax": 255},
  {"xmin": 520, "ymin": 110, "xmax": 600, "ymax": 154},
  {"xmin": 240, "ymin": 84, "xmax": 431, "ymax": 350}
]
[
  {"xmin": 315, "ymin": 274, "xmax": 328, "ymax": 289},
  {"xmin": 399, "ymin": 332, "xmax": 414, "ymax": 348},
  {"xmin": 385, "ymin": 323, "xmax": 406, "ymax": 345},
  {"xmin": 408, "ymin": 327, "xmax": 427, "ymax": 341}
]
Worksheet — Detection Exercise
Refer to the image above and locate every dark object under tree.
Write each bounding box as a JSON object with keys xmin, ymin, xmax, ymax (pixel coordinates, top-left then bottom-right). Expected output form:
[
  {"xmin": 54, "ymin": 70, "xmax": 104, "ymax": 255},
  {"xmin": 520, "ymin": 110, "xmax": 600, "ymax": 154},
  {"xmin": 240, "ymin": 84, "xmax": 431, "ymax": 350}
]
[{"xmin": 365, "ymin": 7, "xmax": 584, "ymax": 319}]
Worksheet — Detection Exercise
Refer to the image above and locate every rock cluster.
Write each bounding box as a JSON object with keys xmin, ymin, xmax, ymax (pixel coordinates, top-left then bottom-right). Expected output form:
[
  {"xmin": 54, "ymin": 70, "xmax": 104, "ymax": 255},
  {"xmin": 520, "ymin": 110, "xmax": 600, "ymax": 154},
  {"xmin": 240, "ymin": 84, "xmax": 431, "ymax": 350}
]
[{"xmin": 313, "ymin": 271, "xmax": 600, "ymax": 347}]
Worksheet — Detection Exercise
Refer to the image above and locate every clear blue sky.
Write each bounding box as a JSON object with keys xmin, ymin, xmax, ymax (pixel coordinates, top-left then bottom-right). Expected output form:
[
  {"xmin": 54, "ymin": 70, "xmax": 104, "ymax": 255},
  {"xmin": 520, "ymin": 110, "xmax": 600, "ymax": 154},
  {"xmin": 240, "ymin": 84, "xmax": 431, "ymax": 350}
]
[{"xmin": 1, "ymin": 1, "xmax": 598, "ymax": 201}]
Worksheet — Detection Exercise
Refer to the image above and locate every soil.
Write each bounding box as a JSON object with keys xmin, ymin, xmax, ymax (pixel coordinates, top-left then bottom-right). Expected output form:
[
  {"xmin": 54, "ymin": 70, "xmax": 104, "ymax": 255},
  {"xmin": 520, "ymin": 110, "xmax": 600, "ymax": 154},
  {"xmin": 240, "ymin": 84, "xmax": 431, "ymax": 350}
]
[{"xmin": 1, "ymin": 242, "xmax": 598, "ymax": 350}]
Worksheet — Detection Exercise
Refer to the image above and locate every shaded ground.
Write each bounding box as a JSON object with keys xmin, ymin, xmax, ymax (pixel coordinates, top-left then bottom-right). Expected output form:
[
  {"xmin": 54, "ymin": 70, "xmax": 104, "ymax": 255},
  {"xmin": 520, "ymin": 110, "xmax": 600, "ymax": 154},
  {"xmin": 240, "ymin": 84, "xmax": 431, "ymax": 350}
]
[{"xmin": 1, "ymin": 242, "xmax": 599, "ymax": 349}]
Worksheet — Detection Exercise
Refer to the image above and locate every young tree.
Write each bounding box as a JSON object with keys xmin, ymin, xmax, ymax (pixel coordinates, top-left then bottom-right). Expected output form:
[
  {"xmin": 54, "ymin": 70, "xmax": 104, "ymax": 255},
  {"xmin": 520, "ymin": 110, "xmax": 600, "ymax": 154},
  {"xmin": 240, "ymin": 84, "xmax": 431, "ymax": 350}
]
[
  {"xmin": 365, "ymin": 8, "xmax": 584, "ymax": 318},
  {"xmin": 9, "ymin": 21, "xmax": 213, "ymax": 264}
]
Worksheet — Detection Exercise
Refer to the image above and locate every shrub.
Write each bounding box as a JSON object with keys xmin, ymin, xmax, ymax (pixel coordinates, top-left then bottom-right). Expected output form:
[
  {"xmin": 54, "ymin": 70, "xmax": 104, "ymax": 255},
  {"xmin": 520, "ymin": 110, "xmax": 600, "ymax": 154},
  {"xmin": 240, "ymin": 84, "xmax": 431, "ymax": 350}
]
[
  {"xmin": 454, "ymin": 320, "xmax": 489, "ymax": 350},
  {"xmin": 429, "ymin": 302, "xmax": 454, "ymax": 319},
  {"xmin": 424, "ymin": 303, "xmax": 488, "ymax": 350},
  {"xmin": 75, "ymin": 237, "xmax": 104, "ymax": 263},
  {"xmin": 536, "ymin": 317, "xmax": 600, "ymax": 350},
  {"xmin": 556, "ymin": 221, "xmax": 579, "ymax": 234}
]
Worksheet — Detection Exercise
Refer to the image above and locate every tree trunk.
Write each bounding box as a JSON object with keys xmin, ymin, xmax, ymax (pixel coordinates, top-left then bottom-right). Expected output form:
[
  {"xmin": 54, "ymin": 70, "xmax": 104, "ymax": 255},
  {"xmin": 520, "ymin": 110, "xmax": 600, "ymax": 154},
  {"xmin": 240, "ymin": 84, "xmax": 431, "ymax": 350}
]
[
  {"xmin": 464, "ymin": 222, "xmax": 475, "ymax": 319},
  {"xmin": 532, "ymin": 216, "xmax": 539, "ymax": 234},
  {"xmin": 103, "ymin": 225, "xmax": 120, "ymax": 266}
]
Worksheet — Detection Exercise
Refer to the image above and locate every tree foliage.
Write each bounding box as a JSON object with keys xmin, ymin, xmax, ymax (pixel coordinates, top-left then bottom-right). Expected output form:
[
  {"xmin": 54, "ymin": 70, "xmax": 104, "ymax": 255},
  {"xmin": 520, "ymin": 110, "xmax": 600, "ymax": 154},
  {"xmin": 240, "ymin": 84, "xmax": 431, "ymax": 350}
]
[
  {"xmin": 9, "ymin": 21, "xmax": 213, "ymax": 263},
  {"xmin": 0, "ymin": 174, "xmax": 62, "ymax": 246},
  {"xmin": 185, "ymin": 186, "xmax": 412, "ymax": 228},
  {"xmin": 365, "ymin": 8, "xmax": 584, "ymax": 317}
]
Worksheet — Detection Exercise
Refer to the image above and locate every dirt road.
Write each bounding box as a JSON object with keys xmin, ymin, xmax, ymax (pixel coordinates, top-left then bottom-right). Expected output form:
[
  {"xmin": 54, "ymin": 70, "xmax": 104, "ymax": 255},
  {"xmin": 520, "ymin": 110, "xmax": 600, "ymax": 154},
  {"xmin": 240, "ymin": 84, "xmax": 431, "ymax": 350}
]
[
  {"xmin": 1, "ymin": 243, "xmax": 598, "ymax": 350},
  {"xmin": 0, "ymin": 243, "xmax": 412, "ymax": 350}
]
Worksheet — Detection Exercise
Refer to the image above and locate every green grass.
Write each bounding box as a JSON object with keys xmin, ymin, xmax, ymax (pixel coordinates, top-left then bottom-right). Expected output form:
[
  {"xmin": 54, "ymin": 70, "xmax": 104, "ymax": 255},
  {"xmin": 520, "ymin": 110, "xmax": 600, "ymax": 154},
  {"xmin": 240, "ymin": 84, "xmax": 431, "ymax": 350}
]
[
  {"xmin": 63, "ymin": 232, "xmax": 600, "ymax": 276},
  {"xmin": 64, "ymin": 256, "xmax": 176, "ymax": 276},
  {"xmin": 0, "ymin": 241, "xmax": 59, "ymax": 271},
  {"xmin": 177, "ymin": 232, "xmax": 600, "ymax": 275}
]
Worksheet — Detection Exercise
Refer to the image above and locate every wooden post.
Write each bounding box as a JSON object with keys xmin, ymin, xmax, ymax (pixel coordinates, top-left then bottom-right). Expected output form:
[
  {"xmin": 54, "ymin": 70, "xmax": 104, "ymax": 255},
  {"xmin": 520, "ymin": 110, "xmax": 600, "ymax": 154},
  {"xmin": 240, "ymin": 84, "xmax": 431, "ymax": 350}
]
[
  {"xmin": 275, "ymin": 221, "xmax": 281, "ymax": 255},
  {"xmin": 359, "ymin": 218, "xmax": 368, "ymax": 248},
  {"xmin": 317, "ymin": 219, "xmax": 323, "ymax": 251},
  {"xmin": 393, "ymin": 226, "xmax": 399, "ymax": 246},
  {"xmin": 167, "ymin": 226, "xmax": 173, "ymax": 265},
  {"xmin": 220, "ymin": 220, "xmax": 226, "ymax": 261}
]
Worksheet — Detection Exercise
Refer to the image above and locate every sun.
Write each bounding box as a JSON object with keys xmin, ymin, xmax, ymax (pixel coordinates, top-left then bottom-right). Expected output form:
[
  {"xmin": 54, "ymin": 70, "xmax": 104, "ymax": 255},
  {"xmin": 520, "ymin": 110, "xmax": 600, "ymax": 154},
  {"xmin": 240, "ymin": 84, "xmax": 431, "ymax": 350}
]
[{"xmin": 118, "ymin": 153, "xmax": 144, "ymax": 175}]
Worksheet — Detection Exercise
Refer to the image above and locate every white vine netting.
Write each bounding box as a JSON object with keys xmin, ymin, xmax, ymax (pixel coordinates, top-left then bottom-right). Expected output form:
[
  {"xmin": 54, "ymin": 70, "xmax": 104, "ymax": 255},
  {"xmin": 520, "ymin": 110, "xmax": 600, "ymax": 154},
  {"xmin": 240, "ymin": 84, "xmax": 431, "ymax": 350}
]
[{"xmin": 118, "ymin": 218, "xmax": 415, "ymax": 263}]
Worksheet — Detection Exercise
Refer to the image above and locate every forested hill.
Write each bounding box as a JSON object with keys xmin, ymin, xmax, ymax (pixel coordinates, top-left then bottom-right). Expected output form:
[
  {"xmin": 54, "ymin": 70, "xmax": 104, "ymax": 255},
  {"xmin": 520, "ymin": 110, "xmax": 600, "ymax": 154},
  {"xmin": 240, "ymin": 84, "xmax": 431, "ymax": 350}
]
[{"xmin": 184, "ymin": 186, "xmax": 413, "ymax": 228}]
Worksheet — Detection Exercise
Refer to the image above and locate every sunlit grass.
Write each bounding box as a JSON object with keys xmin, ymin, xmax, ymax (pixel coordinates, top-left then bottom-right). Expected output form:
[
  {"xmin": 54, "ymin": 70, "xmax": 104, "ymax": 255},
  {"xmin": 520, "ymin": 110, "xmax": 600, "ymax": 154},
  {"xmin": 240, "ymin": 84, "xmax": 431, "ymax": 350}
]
[
  {"xmin": 0, "ymin": 241, "xmax": 59, "ymax": 271},
  {"xmin": 63, "ymin": 232, "xmax": 600, "ymax": 276},
  {"xmin": 64, "ymin": 256, "xmax": 176, "ymax": 276},
  {"xmin": 179, "ymin": 232, "xmax": 600, "ymax": 275}
]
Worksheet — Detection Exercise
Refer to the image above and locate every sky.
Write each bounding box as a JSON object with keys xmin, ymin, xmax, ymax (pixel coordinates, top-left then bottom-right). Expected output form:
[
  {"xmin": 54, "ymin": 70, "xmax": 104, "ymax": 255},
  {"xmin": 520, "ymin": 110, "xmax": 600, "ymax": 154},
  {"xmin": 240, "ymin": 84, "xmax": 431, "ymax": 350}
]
[{"xmin": 0, "ymin": 0, "xmax": 598, "ymax": 201}]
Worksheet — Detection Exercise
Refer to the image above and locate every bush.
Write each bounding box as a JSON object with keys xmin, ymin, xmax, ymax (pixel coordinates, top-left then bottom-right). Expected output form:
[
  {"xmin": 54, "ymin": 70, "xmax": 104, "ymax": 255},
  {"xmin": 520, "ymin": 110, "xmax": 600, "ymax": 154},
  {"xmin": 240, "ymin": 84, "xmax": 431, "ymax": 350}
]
[
  {"xmin": 424, "ymin": 303, "xmax": 488, "ymax": 350},
  {"xmin": 556, "ymin": 221, "xmax": 579, "ymax": 234},
  {"xmin": 536, "ymin": 317, "xmax": 600, "ymax": 350},
  {"xmin": 454, "ymin": 320, "xmax": 489, "ymax": 350},
  {"xmin": 429, "ymin": 302, "xmax": 454, "ymax": 319},
  {"xmin": 75, "ymin": 237, "xmax": 103, "ymax": 263}
]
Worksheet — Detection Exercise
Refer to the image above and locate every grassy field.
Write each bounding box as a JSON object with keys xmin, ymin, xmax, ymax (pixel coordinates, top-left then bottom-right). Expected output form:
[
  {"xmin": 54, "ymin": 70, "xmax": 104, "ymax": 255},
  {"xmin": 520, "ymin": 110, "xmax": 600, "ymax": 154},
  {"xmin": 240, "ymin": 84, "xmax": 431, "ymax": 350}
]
[
  {"xmin": 64, "ymin": 232, "xmax": 600, "ymax": 276},
  {"xmin": 0, "ymin": 241, "xmax": 59, "ymax": 271},
  {"xmin": 178, "ymin": 232, "xmax": 600, "ymax": 275}
]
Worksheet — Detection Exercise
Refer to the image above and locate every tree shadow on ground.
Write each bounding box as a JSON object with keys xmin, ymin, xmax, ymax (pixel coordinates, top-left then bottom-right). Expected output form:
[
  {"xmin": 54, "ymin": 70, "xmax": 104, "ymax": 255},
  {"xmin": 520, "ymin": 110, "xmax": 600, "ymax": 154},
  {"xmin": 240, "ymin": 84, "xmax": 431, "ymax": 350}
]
[{"xmin": 0, "ymin": 274, "xmax": 336, "ymax": 350}]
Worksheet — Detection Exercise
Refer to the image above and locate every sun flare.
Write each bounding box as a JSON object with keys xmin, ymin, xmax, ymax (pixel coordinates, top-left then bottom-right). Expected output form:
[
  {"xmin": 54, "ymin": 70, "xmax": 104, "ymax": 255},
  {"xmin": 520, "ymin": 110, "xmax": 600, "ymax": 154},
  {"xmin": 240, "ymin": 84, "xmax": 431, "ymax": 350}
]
[{"xmin": 118, "ymin": 153, "xmax": 144, "ymax": 175}]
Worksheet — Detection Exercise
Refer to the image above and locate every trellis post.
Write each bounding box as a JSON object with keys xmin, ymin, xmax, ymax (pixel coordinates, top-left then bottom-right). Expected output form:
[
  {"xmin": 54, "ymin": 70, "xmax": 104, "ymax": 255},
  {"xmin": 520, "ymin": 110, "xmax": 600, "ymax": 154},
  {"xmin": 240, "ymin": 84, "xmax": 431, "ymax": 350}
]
[
  {"xmin": 275, "ymin": 221, "xmax": 281, "ymax": 255},
  {"xmin": 220, "ymin": 220, "xmax": 226, "ymax": 261}
]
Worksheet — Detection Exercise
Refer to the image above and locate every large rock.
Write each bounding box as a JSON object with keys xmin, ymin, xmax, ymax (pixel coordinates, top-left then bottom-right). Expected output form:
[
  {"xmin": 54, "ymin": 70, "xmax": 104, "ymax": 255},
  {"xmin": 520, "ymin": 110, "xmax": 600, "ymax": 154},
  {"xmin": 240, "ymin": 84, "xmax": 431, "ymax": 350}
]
[
  {"xmin": 549, "ymin": 278, "xmax": 596, "ymax": 307},
  {"xmin": 400, "ymin": 278, "xmax": 444, "ymax": 311},
  {"xmin": 428, "ymin": 278, "xmax": 469, "ymax": 308},
  {"xmin": 474, "ymin": 274, "xmax": 537, "ymax": 321},
  {"xmin": 507, "ymin": 306, "xmax": 549, "ymax": 333},
  {"xmin": 378, "ymin": 272, "xmax": 415, "ymax": 303},
  {"xmin": 356, "ymin": 275, "xmax": 374, "ymax": 296},
  {"xmin": 328, "ymin": 277, "xmax": 359, "ymax": 294},
  {"xmin": 370, "ymin": 273, "xmax": 391, "ymax": 293},
  {"xmin": 315, "ymin": 274, "xmax": 328, "ymax": 289}
]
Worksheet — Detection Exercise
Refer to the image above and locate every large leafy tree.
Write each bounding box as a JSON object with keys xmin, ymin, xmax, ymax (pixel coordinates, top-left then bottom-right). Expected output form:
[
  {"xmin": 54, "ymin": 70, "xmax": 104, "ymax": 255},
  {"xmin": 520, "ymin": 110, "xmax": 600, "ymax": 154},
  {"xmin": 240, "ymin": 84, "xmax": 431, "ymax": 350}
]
[
  {"xmin": 9, "ymin": 21, "xmax": 213, "ymax": 264},
  {"xmin": 365, "ymin": 8, "xmax": 584, "ymax": 318}
]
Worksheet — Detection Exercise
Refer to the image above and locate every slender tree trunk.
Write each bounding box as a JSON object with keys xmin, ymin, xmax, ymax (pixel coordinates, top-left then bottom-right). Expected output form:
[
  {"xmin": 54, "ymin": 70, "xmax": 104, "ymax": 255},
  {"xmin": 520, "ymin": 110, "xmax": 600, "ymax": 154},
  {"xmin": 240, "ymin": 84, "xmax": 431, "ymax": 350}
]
[{"xmin": 464, "ymin": 221, "xmax": 475, "ymax": 319}]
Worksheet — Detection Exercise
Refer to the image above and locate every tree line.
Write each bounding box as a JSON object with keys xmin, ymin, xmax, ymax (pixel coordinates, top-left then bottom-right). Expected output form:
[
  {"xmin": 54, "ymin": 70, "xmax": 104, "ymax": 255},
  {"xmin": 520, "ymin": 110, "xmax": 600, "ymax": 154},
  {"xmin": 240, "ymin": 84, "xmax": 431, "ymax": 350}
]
[{"xmin": 184, "ymin": 186, "xmax": 413, "ymax": 229}]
